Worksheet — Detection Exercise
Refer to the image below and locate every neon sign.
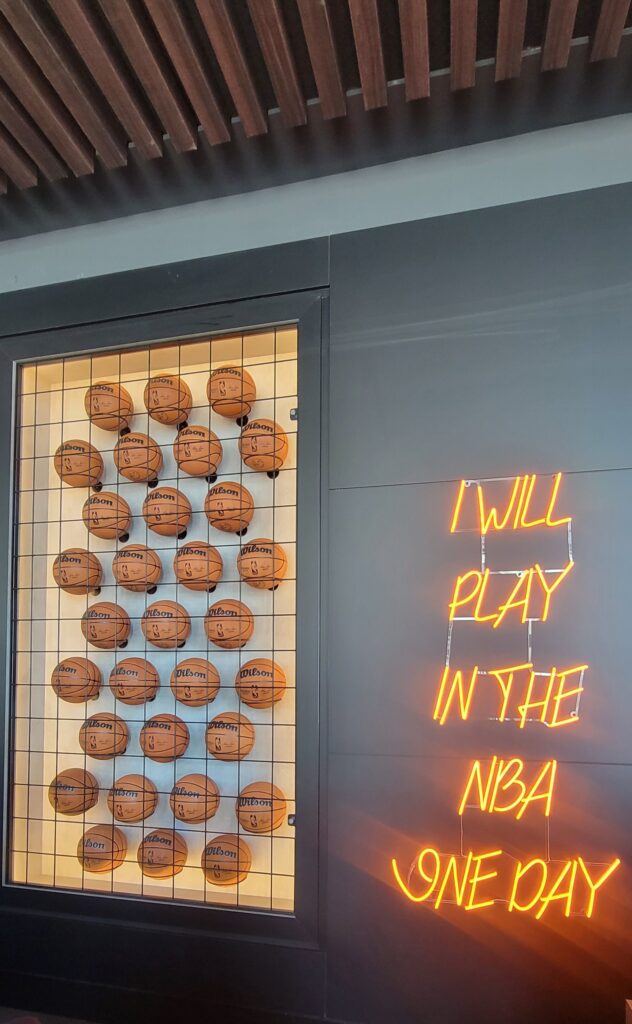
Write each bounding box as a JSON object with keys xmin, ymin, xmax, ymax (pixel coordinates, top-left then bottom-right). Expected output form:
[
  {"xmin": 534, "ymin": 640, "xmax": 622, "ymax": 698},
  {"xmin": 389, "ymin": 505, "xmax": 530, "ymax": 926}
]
[{"xmin": 392, "ymin": 473, "xmax": 620, "ymax": 918}]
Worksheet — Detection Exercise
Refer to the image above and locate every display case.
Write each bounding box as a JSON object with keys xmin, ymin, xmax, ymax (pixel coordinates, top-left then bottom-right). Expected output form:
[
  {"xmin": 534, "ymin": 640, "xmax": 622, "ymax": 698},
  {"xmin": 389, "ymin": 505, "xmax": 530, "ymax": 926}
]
[{"xmin": 3, "ymin": 291, "xmax": 322, "ymax": 935}]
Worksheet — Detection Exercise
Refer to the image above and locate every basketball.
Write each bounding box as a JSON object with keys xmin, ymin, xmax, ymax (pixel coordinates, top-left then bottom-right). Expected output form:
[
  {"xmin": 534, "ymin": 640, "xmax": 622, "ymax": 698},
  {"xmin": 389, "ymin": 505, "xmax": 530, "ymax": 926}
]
[
  {"xmin": 79, "ymin": 712, "xmax": 129, "ymax": 760},
  {"xmin": 54, "ymin": 440, "xmax": 103, "ymax": 488},
  {"xmin": 237, "ymin": 539, "xmax": 287, "ymax": 591},
  {"xmin": 140, "ymin": 714, "xmax": 189, "ymax": 762},
  {"xmin": 82, "ymin": 491, "xmax": 131, "ymax": 541},
  {"xmin": 78, "ymin": 824, "xmax": 127, "ymax": 873},
  {"xmin": 239, "ymin": 419, "xmax": 288, "ymax": 473},
  {"xmin": 202, "ymin": 834, "xmax": 251, "ymax": 886},
  {"xmin": 204, "ymin": 599, "xmax": 254, "ymax": 649},
  {"xmin": 144, "ymin": 374, "xmax": 192, "ymax": 427},
  {"xmin": 85, "ymin": 381, "xmax": 133, "ymax": 432},
  {"xmin": 173, "ymin": 425, "xmax": 222, "ymax": 478},
  {"xmin": 142, "ymin": 487, "xmax": 191, "ymax": 537},
  {"xmin": 114, "ymin": 432, "xmax": 163, "ymax": 483},
  {"xmin": 207, "ymin": 365, "xmax": 256, "ymax": 420},
  {"xmin": 204, "ymin": 481, "xmax": 254, "ymax": 535},
  {"xmin": 51, "ymin": 657, "xmax": 101, "ymax": 703},
  {"xmin": 108, "ymin": 774, "xmax": 158, "ymax": 822},
  {"xmin": 170, "ymin": 774, "xmax": 219, "ymax": 824},
  {"xmin": 138, "ymin": 829, "xmax": 187, "ymax": 879},
  {"xmin": 206, "ymin": 712, "xmax": 255, "ymax": 762},
  {"xmin": 141, "ymin": 601, "xmax": 190, "ymax": 649},
  {"xmin": 81, "ymin": 602, "xmax": 131, "ymax": 649},
  {"xmin": 236, "ymin": 658, "xmax": 287, "ymax": 709},
  {"xmin": 170, "ymin": 658, "xmax": 220, "ymax": 707},
  {"xmin": 52, "ymin": 548, "xmax": 102, "ymax": 595},
  {"xmin": 109, "ymin": 658, "xmax": 159, "ymax": 705},
  {"xmin": 112, "ymin": 545, "xmax": 162, "ymax": 593},
  {"xmin": 173, "ymin": 541, "xmax": 223, "ymax": 592},
  {"xmin": 237, "ymin": 782, "xmax": 287, "ymax": 834},
  {"xmin": 48, "ymin": 768, "xmax": 99, "ymax": 815}
]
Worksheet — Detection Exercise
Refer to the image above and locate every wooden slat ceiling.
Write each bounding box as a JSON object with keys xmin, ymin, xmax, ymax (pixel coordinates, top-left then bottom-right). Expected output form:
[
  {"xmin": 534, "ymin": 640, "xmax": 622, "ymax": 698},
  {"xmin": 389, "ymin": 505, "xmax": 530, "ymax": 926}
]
[{"xmin": 0, "ymin": 0, "xmax": 629, "ymax": 194}]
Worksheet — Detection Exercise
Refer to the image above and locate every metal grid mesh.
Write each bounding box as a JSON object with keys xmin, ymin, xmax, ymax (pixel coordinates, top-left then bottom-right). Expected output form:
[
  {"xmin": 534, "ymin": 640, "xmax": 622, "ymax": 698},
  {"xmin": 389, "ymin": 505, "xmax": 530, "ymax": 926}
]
[{"xmin": 10, "ymin": 326, "xmax": 297, "ymax": 912}]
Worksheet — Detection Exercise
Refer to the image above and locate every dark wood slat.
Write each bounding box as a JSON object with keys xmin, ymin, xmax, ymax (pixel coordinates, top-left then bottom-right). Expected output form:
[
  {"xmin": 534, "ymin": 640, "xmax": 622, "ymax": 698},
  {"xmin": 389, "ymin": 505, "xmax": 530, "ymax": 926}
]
[
  {"xmin": 348, "ymin": 0, "xmax": 387, "ymax": 110},
  {"xmin": 143, "ymin": 0, "xmax": 230, "ymax": 144},
  {"xmin": 0, "ymin": 18, "xmax": 93, "ymax": 176},
  {"xmin": 0, "ymin": 169, "xmax": 6, "ymax": 194},
  {"xmin": 0, "ymin": 82, "xmax": 66, "ymax": 180},
  {"xmin": 194, "ymin": 0, "xmax": 267, "ymax": 137},
  {"xmin": 296, "ymin": 0, "xmax": 345, "ymax": 119},
  {"xmin": 398, "ymin": 0, "xmax": 430, "ymax": 100},
  {"xmin": 0, "ymin": 120, "xmax": 37, "ymax": 187},
  {"xmin": 99, "ymin": 0, "xmax": 197, "ymax": 152},
  {"xmin": 247, "ymin": 0, "xmax": 306, "ymax": 127},
  {"xmin": 542, "ymin": 0, "xmax": 580, "ymax": 71},
  {"xmin": 496, "ymin": 0, "xmax": 528, "ymax": 80},
  {"xmin": 450, "ymin": 0, "xmax": 478, "ymax": 90},
  {"xmin": 50, "ymin": 0, "xmax": 162, "ymax": 160},
  {"xmin": 591, "ymin": 0, "xmax": 631, "ymax": 60},
  {"xmin": 0, "ymin": 0, "xmax": 126, "ymax": 170}
]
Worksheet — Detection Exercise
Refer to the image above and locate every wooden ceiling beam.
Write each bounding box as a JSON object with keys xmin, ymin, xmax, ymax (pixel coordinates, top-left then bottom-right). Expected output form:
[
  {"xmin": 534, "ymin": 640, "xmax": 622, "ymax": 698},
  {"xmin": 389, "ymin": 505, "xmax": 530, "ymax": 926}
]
[
  {"xmin": 50, "ymin": 0, "xmax": 162, "ymax": 161},
  {"xmin": 99, "ymin": 0, "xmax": 197, "ymax": 152},
  {"xmin": 247, "ymin": 0, "xmax": 306, "ymax": 127},
  {"xmin": 194, "ymin": 0, "xmax": 267, "ymax": 137},
  {"xmin": 0, "ymin": 121, "xmax": 37, "ymax": 188},
  {"xmin": 143, "ymin": 0, "xmax": 230, "ymax": 144},
  {"xmin": 398, "ymin": 0, "xmax": 430, "ymax": 101},
  {"xmin": 591, "ymin": 0, "xmax": 631, "ymax": 60},
  {"xmin": 496, "ymin": 0, "xmax": 528, "ymax": 80},
  {"xmin": 348, "ymin": 0, "xmax": 388, "ymax": 110},
  {"xmin": 542, "ymin": 0, "xmax": 580, "ymax": 71},
  {"xmin": 296, "ymin": 0, "xmax": 346, "ymax": 120},
  {"xmin": 0, "ymin": 0, "xmax": 126, "ymax": 169},
  {"xmin": 0, "ymin": 82, "xmax": 66, "ymax": 180},
  {"xmin": 0, "ymin": 18, "xmax": 93, "ymax": 176},
  {"xmin": 451, "ymin": 0, "xmax": 478, "ymax": 90}
]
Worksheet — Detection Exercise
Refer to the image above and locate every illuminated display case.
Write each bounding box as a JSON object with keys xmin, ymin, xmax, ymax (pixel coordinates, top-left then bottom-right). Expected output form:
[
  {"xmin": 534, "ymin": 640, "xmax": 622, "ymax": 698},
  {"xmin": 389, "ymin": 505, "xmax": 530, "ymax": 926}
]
[{"xmin": 3, "ymin": 290, "xmax": 322, "ymax": 935}]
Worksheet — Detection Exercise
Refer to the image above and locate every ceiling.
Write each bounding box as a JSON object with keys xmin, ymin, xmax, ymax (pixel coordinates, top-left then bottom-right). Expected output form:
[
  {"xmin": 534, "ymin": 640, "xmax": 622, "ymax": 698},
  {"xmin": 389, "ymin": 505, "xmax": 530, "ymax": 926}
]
[{"xmin": 0, "ymin": 0, "xmax": 630, "ymax": 239}]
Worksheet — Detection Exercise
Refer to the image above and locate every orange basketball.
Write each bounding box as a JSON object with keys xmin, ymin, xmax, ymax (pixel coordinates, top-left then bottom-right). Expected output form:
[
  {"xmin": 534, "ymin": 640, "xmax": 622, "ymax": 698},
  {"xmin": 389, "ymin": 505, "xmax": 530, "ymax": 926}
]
[
  {"xmin": 109, "ymin": 658, "xmax": 159, "ymax": 705},
  {"xmin": 206, "ymin": 712, "xmax": 255, "ymax": 762},
  {"xmin": 112, "ymin": 545, "xmax": 162, "ymax": 593},
  {"xmin": 237, "ymin": 539, "xmax": 287, "ymax": 591},
  {"xmin": 108, "ymin": 774, "xmax": 158, "ymax": 822},
  {"xmin": 142, "ymin": 487, "xmax": 191, "ymax": 537},
  {"xmin": 236, "ymin": 658, "xmax": 287, "ymax": 709},
  {"xmin": 51, "ymin": 657, "xmax": 101, "ymax": 703},
  {"xmin": 85, "ymin": 381, "xmax": 133, "ymax": 432},
  {"xmin": 79, "ymin": 712, "xmax": 129, "ymax": 760},
  {"xmin": 204, "ymin": 481, "xmax": 254, "ymax": 535},
  {"xmin": 239, "ymin": 419, "xmax": 288, "ymax": 473},
  {"xmin": 52, "ymin": 548, "xmax": 102, "ymax": 595},
  {"xmin": 78, "ymin": 824, "xmax": 127, "ymax": 872},
  {"xmin": 173, "ymin": 425, "xmax": 222, "ymax": 479},
  {"xmin": 173, "ymin": 541, "xmax": 223, "ymax": 592},
  {"xmin": 202, "ymin": 834, "xmax": 251, "ymax": 886},
  {"xmin": 81, "ymin": 602, "xmax": 131, "ymax": 649},
  {"xmin": 54, "ymin": 440, "xmax": 103, "ymax": 488},
  {"xmin": 141, "ymin": 601, "xmax": 190, "ymax": 649},
  {"xmin": 48, "ymin": 768, "xmax": 99, "ymax": 815},
  {"xmin": 207, "ymin": 365, "xmax": 256, "ymax": 420},
  {"xmin": 204, "ymin": 599, "xmax": 254, "ymax": 649},
  {"xmin": 170, "ymin": 774, "xmax": 219, "ymax": 823},
  {"xmin": 144, "ymin": 374, "xmax": 192, "ymax": 427},
  {"xmin": 170, "ymin": 658, "xmax": 220, "ymax": 707},
  {"xmin": 140, "ymin": 714, "xmax": 189, "ymax": 762},
  {"xmin": 114, "ymin": 432, "xmax": 163, "ymax": 483},
  {"xmin": 237, "ymin": 782, "xmax": 287, "ymax": 834},
  {"xmin": 138, "ymin": 829, "xmax": 187, "ymax": 878},
  {"xmin": 82, "ymin": 491, "xmax": 131, "ymax": 541}
]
